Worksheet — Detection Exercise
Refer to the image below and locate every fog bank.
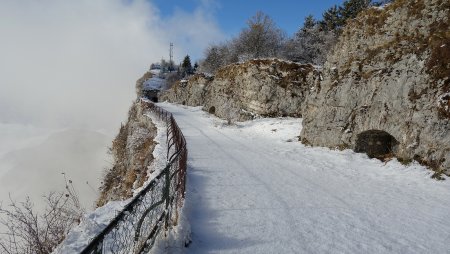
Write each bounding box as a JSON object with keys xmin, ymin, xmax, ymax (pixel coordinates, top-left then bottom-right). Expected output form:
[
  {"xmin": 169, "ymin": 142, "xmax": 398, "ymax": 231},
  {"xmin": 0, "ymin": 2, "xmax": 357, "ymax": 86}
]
[{"xmin": 0, "ymin": 0, "xmax": 224, "ymax": 211}]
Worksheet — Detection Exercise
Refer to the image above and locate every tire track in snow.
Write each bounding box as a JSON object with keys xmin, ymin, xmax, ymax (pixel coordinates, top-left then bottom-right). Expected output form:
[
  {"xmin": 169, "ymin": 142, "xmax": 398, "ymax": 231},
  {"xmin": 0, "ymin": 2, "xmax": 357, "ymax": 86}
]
[{"xmin": 160, "ymin": 103, "xmax": 450, "ymax": 254}]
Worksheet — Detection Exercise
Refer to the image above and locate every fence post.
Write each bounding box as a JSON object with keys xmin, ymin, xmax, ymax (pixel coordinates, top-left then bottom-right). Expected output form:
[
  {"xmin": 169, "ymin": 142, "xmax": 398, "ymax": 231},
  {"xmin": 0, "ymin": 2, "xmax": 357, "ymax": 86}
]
[
  {"xmin": 164, "ymin": 165, "xmax": 171, "ymax": 231},
  {"xmin": 79, "ymin": 100, "xmax": 187, "ymax": 254}
]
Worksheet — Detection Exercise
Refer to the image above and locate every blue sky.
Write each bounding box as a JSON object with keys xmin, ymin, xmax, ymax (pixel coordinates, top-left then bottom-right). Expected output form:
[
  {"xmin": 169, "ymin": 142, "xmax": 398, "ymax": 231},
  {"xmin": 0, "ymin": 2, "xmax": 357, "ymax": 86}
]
[{"xmin": 150, "ymin": 0, "xmax": 345, "ymax": 37}]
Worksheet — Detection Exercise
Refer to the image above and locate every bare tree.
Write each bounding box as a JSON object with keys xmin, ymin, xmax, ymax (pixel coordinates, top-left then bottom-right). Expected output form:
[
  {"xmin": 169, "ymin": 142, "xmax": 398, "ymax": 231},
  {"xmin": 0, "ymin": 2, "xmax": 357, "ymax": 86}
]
[
  {"xmin": 199, "ymin": 43, "xmax": 235, "ymax": 74},
  {"xmin": 0, "ymin": 177, "xmax": 83, "ymax": 254},
  {"xmin": 282, "ymin": 15, "xmax": 337, "ymax": 65},
  {"xmin": 233, "ymin": 11, "xmax": 285, "ymax": 61}
]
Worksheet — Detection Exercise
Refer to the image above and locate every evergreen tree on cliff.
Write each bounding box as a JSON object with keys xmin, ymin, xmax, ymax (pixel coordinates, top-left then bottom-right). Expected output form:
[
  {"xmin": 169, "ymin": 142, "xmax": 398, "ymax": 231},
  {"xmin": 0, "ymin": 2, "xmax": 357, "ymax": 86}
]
[
  {"xmin": 320, "ymin": 0, "xmax": 372, "ymax": 33},
  {"xmin": 339, "ymin": 0, "xmax": 371, "ymax": 21},
  {"xmin": 282, "ymin": 15, "xmax": 336, "ymax": 65},
  {"xmin": 320, "ymin": 5, "xmax": 342, "ymax": 31},
  {"xmin": 181, "ymin": 55, "xmax": 193, "ymax": 76}
]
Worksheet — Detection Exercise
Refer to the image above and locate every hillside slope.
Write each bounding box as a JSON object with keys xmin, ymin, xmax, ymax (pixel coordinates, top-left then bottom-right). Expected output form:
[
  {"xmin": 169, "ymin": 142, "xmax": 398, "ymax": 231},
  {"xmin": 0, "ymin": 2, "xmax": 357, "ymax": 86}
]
[{"xmin": 97, "ymin": 74, "xmax": 158, "ymax": 206}]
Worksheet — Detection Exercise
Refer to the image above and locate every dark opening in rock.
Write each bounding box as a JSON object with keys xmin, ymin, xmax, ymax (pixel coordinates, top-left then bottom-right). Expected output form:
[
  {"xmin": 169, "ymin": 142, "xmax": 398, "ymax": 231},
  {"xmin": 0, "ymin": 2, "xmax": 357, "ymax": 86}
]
[
  {"xmin": 209, "ymin": 106, "xmax": 216, "ymax": 114},
  {"xmin": 144, "ymin": 90, "xmax": 159, "ymax": 103},
  {"xmin": 355, "ymin": 130, "xmax": 398, "ymax": 159},
  {"xmin": 182, "ymin": 101, "xmax": 186, "ymax": 105}
]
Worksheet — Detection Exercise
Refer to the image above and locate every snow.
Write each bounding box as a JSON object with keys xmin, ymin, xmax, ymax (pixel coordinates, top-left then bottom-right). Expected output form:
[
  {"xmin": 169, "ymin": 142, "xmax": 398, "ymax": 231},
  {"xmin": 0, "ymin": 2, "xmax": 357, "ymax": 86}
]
[
  {"xmin": 156, "ymin": 102, "xmax": 450, "ymax": 254},
  {"xmin": 438, "ymin": 92, "xmax": 450, "ymax": 112},
  {"xmin": 55, "ymin": 102, "xmax": 171, "ymax": 253},
  {"xmin": 150, "ymin": 69, "xmax": 161, "ymax": 75},
  {"xmin": 143, "ymin": 75, "xmax": 166, "ymax": 91},
  {"xmin": 372, "ymin": 3, "xmax": 391, "ymax": 10},
  {"xmin": 152, "ymin": 202, "xmax": 192, "ymax": 253},
  {"xmin": 54, "ymin": 200, "xmax": 128, "ymax": 253}
]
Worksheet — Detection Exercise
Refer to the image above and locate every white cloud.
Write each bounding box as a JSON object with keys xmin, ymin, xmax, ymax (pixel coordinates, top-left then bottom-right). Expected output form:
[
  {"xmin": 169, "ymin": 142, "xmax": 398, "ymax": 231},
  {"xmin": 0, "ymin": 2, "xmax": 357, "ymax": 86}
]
[
  {"xmin": 0, "ymin": 0, "xmax": 225, "ymax": 211},
  {"xmin": 0, "ymin": 0, "xmax": 224, "ymax": 130}
]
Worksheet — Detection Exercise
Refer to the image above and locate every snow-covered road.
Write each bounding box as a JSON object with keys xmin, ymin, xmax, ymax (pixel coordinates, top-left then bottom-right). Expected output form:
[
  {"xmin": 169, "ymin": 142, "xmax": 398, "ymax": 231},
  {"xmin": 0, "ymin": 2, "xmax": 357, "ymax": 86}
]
[{"xmin": 158, "ymin": 102, "xmax": 450, "ymax": 254}]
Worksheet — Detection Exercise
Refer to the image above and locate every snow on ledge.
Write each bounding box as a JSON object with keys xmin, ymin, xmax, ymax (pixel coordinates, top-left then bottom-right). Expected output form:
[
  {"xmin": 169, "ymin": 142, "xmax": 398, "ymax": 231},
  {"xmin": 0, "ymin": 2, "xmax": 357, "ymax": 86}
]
[{"xmin": 54, "ymin": 101, "xmax": 174, "ymax": 253}]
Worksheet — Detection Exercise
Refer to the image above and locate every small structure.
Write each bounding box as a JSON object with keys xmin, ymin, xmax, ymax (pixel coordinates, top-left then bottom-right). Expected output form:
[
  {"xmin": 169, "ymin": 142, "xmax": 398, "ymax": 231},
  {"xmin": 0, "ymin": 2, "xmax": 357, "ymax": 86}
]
[
  {"xmin": 144, "ymin": 89, "xmax": 159, "ymax": 103},
  {"xmin": 142, "ymin": 75, "xmax": 165, "ymax": 103},
  {"xmin": 355, "ymin": 130, "xmax": 398, "ymax": 159}
]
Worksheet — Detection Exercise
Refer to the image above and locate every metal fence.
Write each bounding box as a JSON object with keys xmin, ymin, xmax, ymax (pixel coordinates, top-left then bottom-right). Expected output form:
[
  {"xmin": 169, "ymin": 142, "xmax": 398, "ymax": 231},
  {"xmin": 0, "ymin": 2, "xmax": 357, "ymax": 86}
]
[{"xmin": 80, "ymin": 100, "xmax": 187, "ymax": 254}]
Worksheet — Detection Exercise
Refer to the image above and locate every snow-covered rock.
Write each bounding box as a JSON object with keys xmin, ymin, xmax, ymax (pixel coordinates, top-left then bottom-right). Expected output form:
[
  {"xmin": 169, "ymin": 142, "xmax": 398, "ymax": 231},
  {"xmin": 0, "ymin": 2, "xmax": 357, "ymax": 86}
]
[
  {"xmin": 301, "ymin": 0, "xmax": 450, "ymax": 175},
  {"xmin": 97, "ymin": 100, "xmax": 157, "ymax": 206},
  {"xmin": 160, "ymin": 59, "xmax": 321, "ymax": 121}
]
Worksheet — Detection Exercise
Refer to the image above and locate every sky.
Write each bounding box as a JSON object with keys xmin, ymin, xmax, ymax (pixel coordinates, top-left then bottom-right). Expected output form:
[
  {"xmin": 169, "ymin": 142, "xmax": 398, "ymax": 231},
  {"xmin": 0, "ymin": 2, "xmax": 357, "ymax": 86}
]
[
  {"xmin": 0, "ymin": 0, "xmax": 346, "ymax": 129},
  {"xmin": 0, "ymin": 0, "xmax": 345, "ymax": 212},
  {"xmin": 0, "ymin": 0, "xmax": 226, "ymax": 212},
  {"xmin": 151, "ymin": 0, "xmax": 345, "ymax": 40}
]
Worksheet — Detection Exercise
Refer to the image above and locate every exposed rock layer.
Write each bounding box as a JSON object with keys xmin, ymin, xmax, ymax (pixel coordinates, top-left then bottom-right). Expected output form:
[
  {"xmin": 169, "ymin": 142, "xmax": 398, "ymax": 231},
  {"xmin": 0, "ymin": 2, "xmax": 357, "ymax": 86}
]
[
  {"xmin": 301, "ymin": 0, "xmax": 450, "ymax": 174},
  {"xmin": 160, "ymin": 59, "xmax": 321, "ymax": 121},
  {"xmin": 160, "ymin": 0, "xmax": 449, "ymax": 174},
  {"xmin": 97, "ymin": 77, "xmax": 157, "ymax": 207}
]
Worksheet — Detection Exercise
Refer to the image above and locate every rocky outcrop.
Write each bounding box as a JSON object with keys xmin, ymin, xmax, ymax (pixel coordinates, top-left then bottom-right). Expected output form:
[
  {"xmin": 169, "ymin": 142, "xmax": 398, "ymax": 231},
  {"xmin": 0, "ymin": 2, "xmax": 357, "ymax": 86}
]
[
  {"xmin": 301, "ymin": 0, "xmax": 450, "ymax": 175},
  {"xmin": 160, "ymin": 59, "xmax": 321, "ymax": 121},
  {"xmin": 97, "ymin": 77, "xmax": 158, "ymax": 206},
  {"xmin": 135, "ymin": 71, "xmax": 153, "ymax": 98},
  {"xmin": 160, "ymin": 73, "xmax": 213, "ymax": 107}
]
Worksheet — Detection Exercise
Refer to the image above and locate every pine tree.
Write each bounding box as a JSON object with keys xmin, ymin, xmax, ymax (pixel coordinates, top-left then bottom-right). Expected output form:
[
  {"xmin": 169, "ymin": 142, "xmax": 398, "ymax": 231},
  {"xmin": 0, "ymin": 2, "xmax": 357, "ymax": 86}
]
[
  {"xmin": 193, "ymin": 62, "xmax": 199, "ymax": 72},
  {"xmin": 160, "ymin": 59, "xmax": 168, "ymax": 73},
  {"xmin": 320, "ymin": 5, "xmax": 342, "ymax": 32},
  {"xmin": 181, "ymin": 55, "xmax": 193, "ymax": 76},
  {"xmin": 303, "ymin": 15, "xmax": 316, "ymax": 31},
  {"xmin": 339, "ymin": 0, "xmax": 371, "ymax": 22},
  {"xmin": 282, "ymin": 15, "xmax": 337, "ymax": 65}
]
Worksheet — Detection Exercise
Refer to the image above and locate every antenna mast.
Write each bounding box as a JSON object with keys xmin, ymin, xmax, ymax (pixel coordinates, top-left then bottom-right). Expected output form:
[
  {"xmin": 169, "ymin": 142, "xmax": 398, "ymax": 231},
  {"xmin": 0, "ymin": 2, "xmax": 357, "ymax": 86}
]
[{"xmin": 169, "ymin": 43, "xmax": 174, "ymax": 71}]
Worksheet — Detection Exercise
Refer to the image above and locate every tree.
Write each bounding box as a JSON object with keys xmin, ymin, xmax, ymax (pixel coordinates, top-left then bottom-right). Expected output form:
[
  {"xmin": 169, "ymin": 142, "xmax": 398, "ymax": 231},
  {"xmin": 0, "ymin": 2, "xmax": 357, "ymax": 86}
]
[
  {"xmin": 303, "ymin": 15, "xmax": 316, "ymax": 31},
  {"xmin": 0, "ymin": 177, "xmax": 83, "ymax": 254},
  {"xmin": 181, "ymin": 55, "xmax": 193, "ymax": 76},
  {"xmin": 339, "ymin": 0, "xmax": 371, "ymax": 23},
  {"xmin": 318, "ymin": 0, "xmax": 372, "ymax": 33},
  {"xmin": 200, "ymin": 43, "xmax": 234, "ymax": 74},
  {"xmin": 193, "ymin": 62, "xmax": 199, "ymax": 73},
  {"xmin": 320, "ymin": 5, "xmax": 342, "ymax": 31},
  {"xmin": 233, "ymin": 11, "xmax": 285, "ymax": 61},
  {"xmin": 282, "ymin": 15, "xmax": 337, "ymax": 65},
  {"xmin": 160, "ymin": 59, "xmax": 169, "ymax": 73}
]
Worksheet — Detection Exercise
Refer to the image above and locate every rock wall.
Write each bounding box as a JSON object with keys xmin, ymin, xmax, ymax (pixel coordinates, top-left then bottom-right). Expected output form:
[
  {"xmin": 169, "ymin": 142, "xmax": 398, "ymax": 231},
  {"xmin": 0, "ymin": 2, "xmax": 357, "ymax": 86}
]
[
  {"xmin": 301, "ymin": 0, "xmax": 450, "ymax": 175},
  {"xmin": 160, "ymin": 59, "xmax": 321, "ymax": 121},
  {"xmin": 97, "ymin": 76, "xmax": 158, "ymax": 207},
  {"xmin": 160, "ymin": 73, "xmax": 213, "ymax": 107}
]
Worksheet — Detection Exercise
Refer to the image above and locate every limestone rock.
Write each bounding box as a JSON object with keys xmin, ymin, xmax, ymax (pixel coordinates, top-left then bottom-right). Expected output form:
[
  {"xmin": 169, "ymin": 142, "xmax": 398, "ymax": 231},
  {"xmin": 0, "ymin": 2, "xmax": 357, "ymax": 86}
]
[
  {"xmin": 98, "ymin": 75, "xmax": 158, "ymax": 207},
  {"xmin": 160, "ymin": 59, "xmax": 321, "ymax": 121},
  {"xmin": 301, "ymin": 0, "xmax": 450, "ymax": 174}
]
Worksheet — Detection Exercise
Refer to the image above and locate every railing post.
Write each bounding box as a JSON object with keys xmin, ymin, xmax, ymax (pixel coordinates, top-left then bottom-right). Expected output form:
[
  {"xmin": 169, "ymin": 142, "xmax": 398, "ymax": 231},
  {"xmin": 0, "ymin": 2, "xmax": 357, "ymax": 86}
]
[
  {"xmin": 164, "ymin": 165, "xmax": 171, "ymax": 230},
  {"xmin": 79, "ymin": 100, "xmax": 187, "ymax": 254}
]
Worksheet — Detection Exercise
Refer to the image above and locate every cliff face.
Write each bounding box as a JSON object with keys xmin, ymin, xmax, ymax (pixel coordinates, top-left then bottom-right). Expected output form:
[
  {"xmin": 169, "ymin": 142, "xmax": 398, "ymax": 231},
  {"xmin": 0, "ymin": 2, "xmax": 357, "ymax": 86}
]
[
  {"xmin": 301, "ymin": 0, "xmax": 450, "ymax": 174},
  {"xmin": 97, "ymin": 78, "xmax": 157, "ymax": 207},
  {"xmin": 160, "ymin": 59, "xmax": 321, "ymax": 121},
  {"xmin": 160, "ymin": 73, "xmax": 213, "ymax": 107}
]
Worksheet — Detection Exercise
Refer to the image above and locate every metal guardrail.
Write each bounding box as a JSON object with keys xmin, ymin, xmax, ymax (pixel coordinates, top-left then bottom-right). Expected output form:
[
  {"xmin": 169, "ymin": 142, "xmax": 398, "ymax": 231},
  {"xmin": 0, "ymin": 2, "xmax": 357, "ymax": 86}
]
[{"xmin": 80, "ymin": 100, "xmax": 187, "ymax": 254}]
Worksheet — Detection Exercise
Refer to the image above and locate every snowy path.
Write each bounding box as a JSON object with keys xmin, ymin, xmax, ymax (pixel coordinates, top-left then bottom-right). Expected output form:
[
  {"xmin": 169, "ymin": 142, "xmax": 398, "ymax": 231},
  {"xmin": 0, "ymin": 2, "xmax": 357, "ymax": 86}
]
[{"xmin": 158, "ymin": 103, "xmax": 450, "ymax": 254}]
